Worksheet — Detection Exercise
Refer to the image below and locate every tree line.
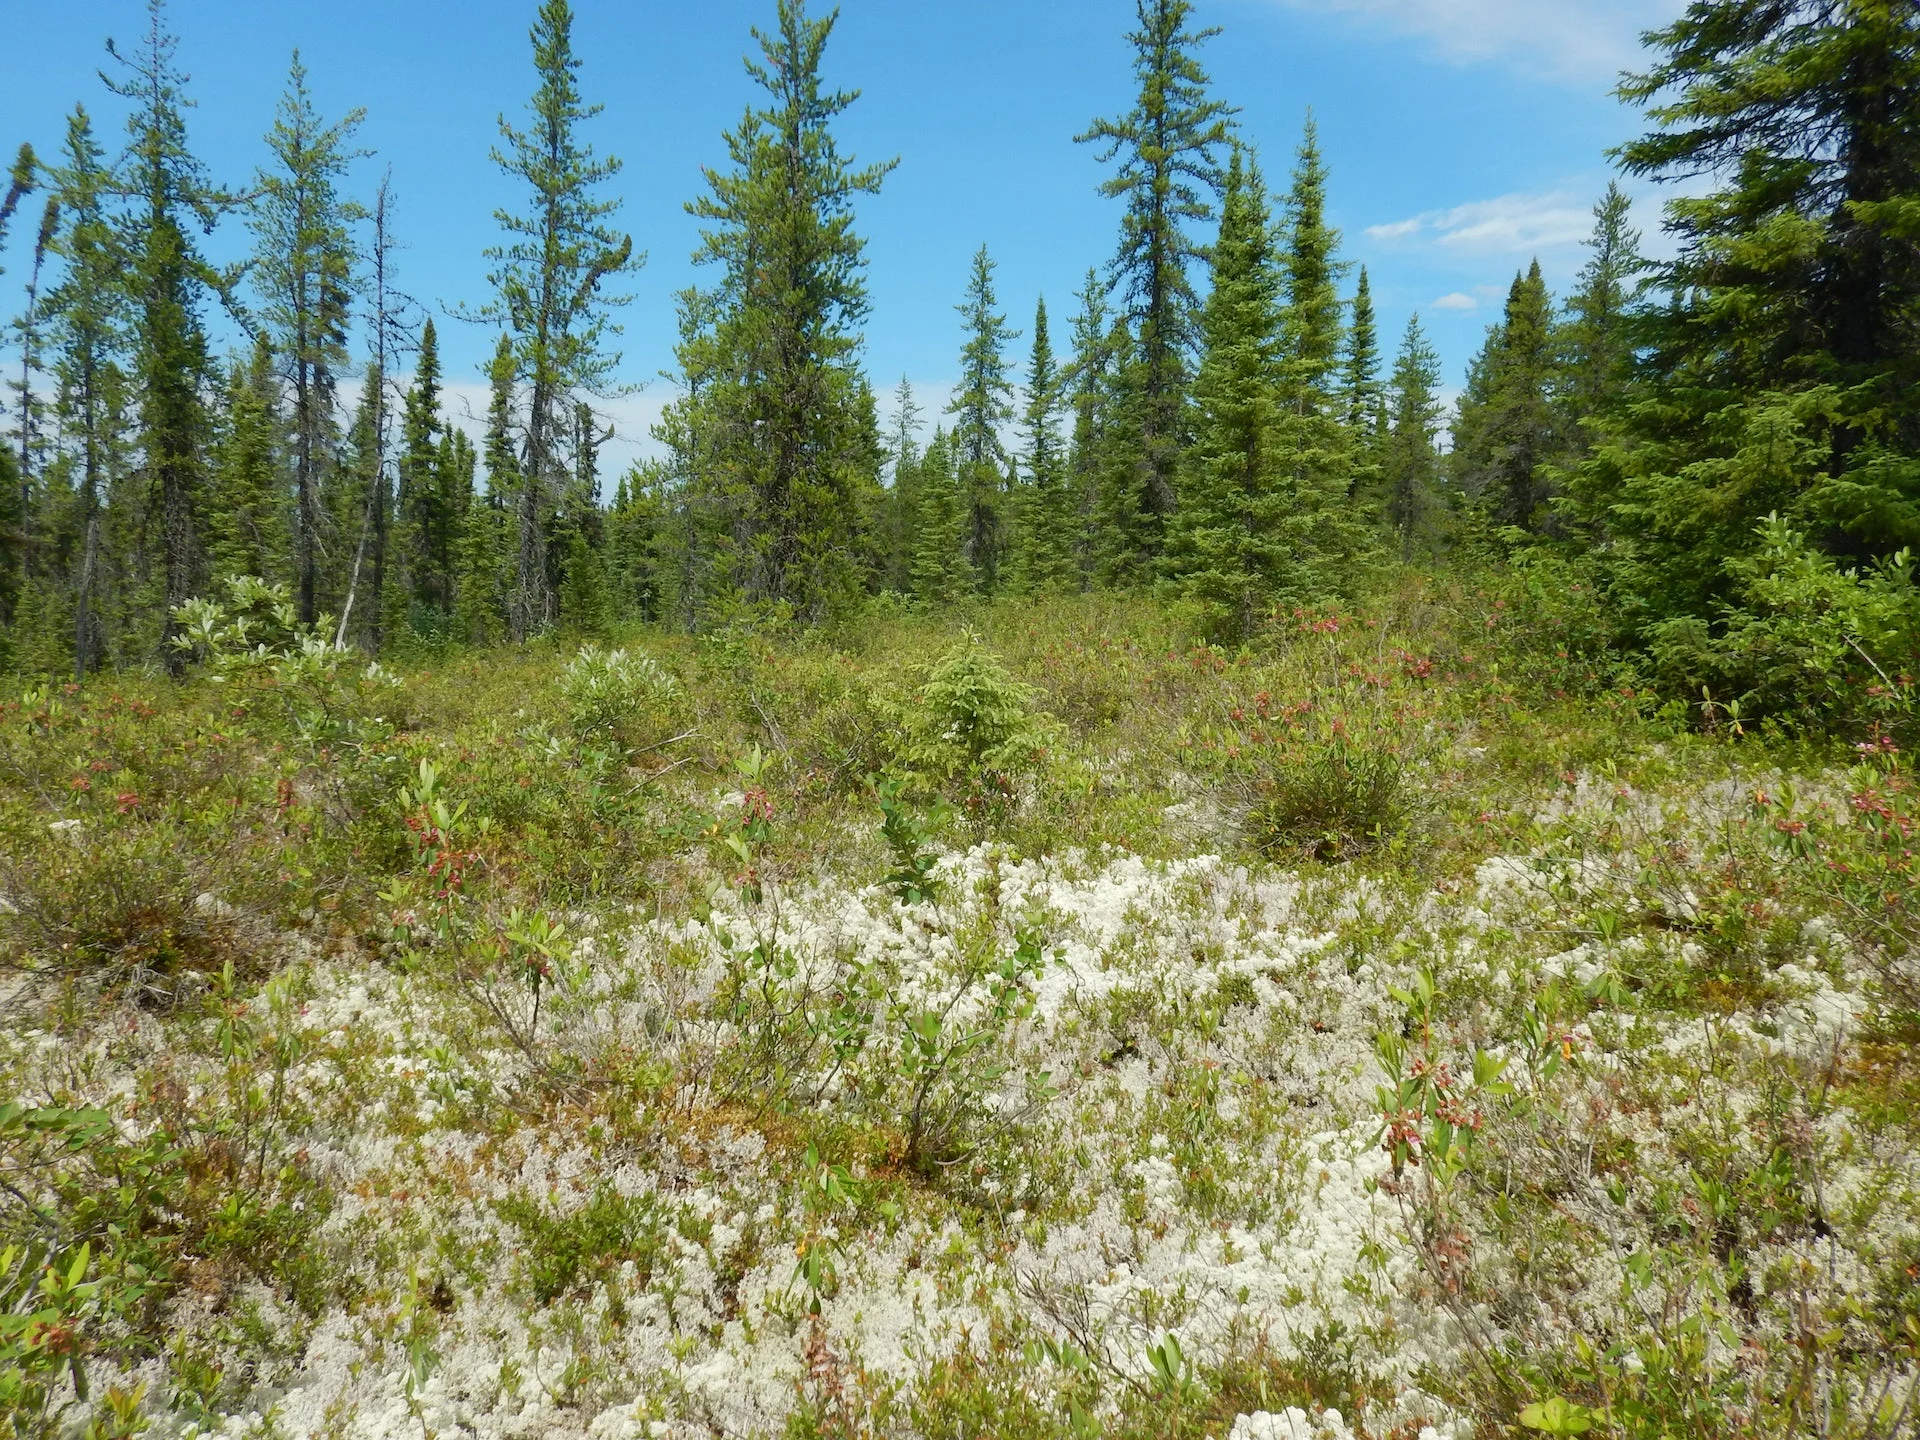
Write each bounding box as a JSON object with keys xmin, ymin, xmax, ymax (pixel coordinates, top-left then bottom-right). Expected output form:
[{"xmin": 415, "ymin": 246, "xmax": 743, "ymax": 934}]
[{"xmin": 2, "ymin": 0, "xmax": 1916, "ymax": 724}]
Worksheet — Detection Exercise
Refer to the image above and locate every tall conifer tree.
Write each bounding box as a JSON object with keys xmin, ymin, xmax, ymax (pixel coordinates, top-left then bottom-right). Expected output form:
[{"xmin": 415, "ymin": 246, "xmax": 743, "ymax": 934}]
[
  {"xmin": 0, "ymin": 145, "xmax": 37, "ymax": 663},
  {"xmin": 206, "ymin": 337, "xmax": 286, "ymax": 584},
  {"xmin": 1343, "ymin": 265, "xmax": 1384, "ymax": 443},
  {"xmin": 664, "ymin": 0, "xmax": 892, "ymax": 622},
  {"xmin": 882, "ymin": 377, "xmax": 923, "ymax": 595},
  {"xmin": 106, "ymin": 0, "xmax": 237, "ymax": 670},
  {"xmin": 948, "ymin": 245, "xmax": 1018, "ymax": 593},
  {"xmin": 1008, "ymin": 296, "xmax": 1074, "ymax": 593},
  {"xmin": 397, "ymin": 318, "xmax": 453, "ymax": 626},
  {"xmin": 45, "ymin": 109, "xmax": 125, "ymax": 677},
  {"xmin": 1078, "ymin": 0, "xmax": 1235, "ymax": 565},
  {"xmin": 1455, "ymin": 262, "xmax": 1557, "ymax": 532},
  {"xmin": 1383, "ymin": 313, "xmax": 1444, "ymax": 559},
  {"xmin": 1576, "ymin": 1, "xmax": 1920, "ymax": 643},
  {"xmin": 1164, "ymin": 146, "xmax": 1285, "ymax": 642},
  {"xmin": 252, "ymin": 52, "xmax": 364, "ymax": 625},
  {"xmin": 1559, "ymin": 182, "xmax": 1643, "ymax": 460},
  {"xmin": 1064, "ymin": 271, "xmax": 1117, "ymax": 590},
  {"xmin": 485, "ymin": 0, "xmax": 637, "ymax": 640},
  {"xmin": 910, "ymin": 429, "xmax": 966, "ymax": 605},
  {"xmin": 1270, "ymin": 117, "xmax": 1365, "ymax": 596}
]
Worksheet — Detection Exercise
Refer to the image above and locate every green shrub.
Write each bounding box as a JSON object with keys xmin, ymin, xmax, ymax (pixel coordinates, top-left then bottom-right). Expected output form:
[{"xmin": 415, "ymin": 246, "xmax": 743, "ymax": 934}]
[
  {"xmin": 901, "ymin": 634, "xmax": 1054, "ymax": 823},
  {"xmin": 557, "ymin": 645, "xmax": 683, "ymax": 752},
  {"xmin": 1648, "ymin": 515, "xmax": 1919, "ymax": 735},
  {"xmin": 1246, "ymin": 733, "xmax": 1418, "ymax": 861},
  {"xmin": 494, "ymin": 1187, "xmax": 668, "ymax": 1305}
]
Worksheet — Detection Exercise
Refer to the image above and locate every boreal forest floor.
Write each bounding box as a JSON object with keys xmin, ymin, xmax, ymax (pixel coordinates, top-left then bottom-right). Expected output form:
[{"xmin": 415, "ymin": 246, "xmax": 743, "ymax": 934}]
[{"xmin": 3, "ymin": 587, "xmax": 1917, "ymax": 1440}]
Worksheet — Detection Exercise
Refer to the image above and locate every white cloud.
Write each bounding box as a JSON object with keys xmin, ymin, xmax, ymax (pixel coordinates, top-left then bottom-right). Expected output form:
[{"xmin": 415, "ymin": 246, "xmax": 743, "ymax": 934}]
[
  {"xmin": 1270, "ymin": 0, "xmax": 1681, "ymax": 83},
  {"xmin": 1432, "ymin": 292, "xmax": 1478, "ymax": 311},
  {"xmin": 1366, "ymin": 189, "xmax": 1597, "ymax": 256},
  {"xmin": 1366, "ymin": 217, "xmax": 1425, "ymax": 241}
]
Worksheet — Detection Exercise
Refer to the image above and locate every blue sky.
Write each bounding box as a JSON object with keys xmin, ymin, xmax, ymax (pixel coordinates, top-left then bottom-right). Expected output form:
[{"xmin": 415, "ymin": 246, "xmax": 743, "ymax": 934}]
[{"xmin": 0, "ymin": 0, "xmax": 1684, "ymax": 471}]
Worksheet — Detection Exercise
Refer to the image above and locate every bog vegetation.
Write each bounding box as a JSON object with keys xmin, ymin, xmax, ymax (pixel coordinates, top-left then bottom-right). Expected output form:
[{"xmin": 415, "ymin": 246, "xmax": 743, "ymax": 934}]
[{"xmin": 1, "ymin": 1, "xmax": 1918, "ymax": 1438}]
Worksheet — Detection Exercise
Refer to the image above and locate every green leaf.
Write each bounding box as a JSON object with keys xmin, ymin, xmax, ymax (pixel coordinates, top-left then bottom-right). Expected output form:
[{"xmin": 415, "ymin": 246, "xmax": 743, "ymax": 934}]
[{"xmin": 1519, "ymin": 1396, "xmax": 1597, "ymax": 1435}]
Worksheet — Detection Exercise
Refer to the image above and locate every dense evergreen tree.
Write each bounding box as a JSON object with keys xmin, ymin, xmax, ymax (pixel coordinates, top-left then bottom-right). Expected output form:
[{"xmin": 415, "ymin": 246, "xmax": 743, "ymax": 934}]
[
  {"xmin": 44, "ymin": 110, "xmax": 125, "ymax": 677},
  {"xmin": 1278, "ymin": 116, "xmax": 1344, "ymax": 413},
  {"xmin": 1558, "ymin": 182, "xmax": 1643, "ymax": 460},
  {"xmin": 880, "ymin": 377, "xmax": 923, "ymax": 595},
  {"xmin": 1269, "ymin": 118, "xmax": 1366, "ymax": 595},
  {"xmin": 1455, "ymin": 262, "xmax": 1557, "ymax": 532},
  {"xmin": 452, "ymin": 332, "xmax": 521, "ymax": 646},
  {"xmin": 253, "ymin": 53, "xmax": 364, "ymax": 626},
  {"xmin": 1063, "ymin": 271, "xmax": 1118, "ymax": 590},
  {"xmin": 0, "ymin": 145, "xmax": 42, "ymax": 647},
  {"xmin": 910, "ymin": 428, "xmax": 967, "ymax": 605},
  {"xmin": 1342, "ymin": 265, "xmax": 1384, "ymax": 446},
  {"xmin": 1383, "ymin": 313, "xmax": 1444, "ymax": 559},
  {"xmin": 1078, "ymin": 0, "xmax": 1235, "ymax": 565},
  {"xmin": 1567, "ymin": 0, "xmax": 1920, "ymax": 645},
  {"xmin": 484, "ymin": 0, "xmax": 637, "ymax": 640},
  {"xmin": 1007, "ymin": 296, "xmax": 1075, "ymax": 594},
  {"xmin": 106, "ymin": 0, "xmax": 238, "ymax": 671},
  {"xmin": 1163, "ymin": 146, "xmax": 1285, "ymax": 643},
  {"xmin": 11, "ymin": 194, "xmax": 60, "ymax": 546},
  {"xmin": 663, "ymin": 0, "xmax": 892, "ymax": 623},
  {"xmin": 206, "ymin": 337, "xmax": 286, "ymax": 584},
  {"xmin": 606, "ymin": 465, "xmax": 663, "ymax": 623},
  {"xmin": 948, "ymin": 245, "xmax": 1018, "ymax": 593},
  {"xmin": 397, "ymin": 318, "xmax": 455, "ymax": 627}
]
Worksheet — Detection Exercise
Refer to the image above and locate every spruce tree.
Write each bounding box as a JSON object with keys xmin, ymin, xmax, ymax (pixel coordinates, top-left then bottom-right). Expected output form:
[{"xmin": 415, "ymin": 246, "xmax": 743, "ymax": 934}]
[
  {"xmin": 11, "ymin": 195, "xmax": 60, "ymax": 550},
  {"xmin": 1271, "ymin": 117, "xmax": 1365, "ymax": 597},
  {"xmin": 335, "ymin": 175, "xmax": 405, "ymax": 651},
  {"xmin": 484, "ymin": 0, "xmax": 638, "ymax": 640},
  {"xmin": 1278, "ymin": 115, "xmax": 1345, "ymax": 413},
  {"xmin": 1163, "ymin": 146, "xmax": 1285, "ymax": 643},
  {"xmin": 0, "ymin": 144, "xmax": 32, "ymax": 246},
  {"xmin": 882, "ymin": 377, "xmax": 923, "ymax": 595},
  {"xmin": 1382, "ymin": 313, "xmax": 1444, "ymax": 560},
  {"xmin": 397, "ymin": 317, "xmax": 451, "ymax": 627},
  {"xmin": 1456, "ymin": 262, "xmax": 1557, "ymax": 533},
  {"xmin": 1559, "ymin": 182, "xmax": 1643, "ymax": 457},
  {"xmin": 105, "ymin": 0, "xmax": 236, "ymax": 670},
  {"xmin": 910, "ymin": 429, "xmax": 967, "ymax": 605},
  {"xmin": 1078, "ymin": 0, "xmax": 1236, "ymax": 563},
  {"xmin": 1008, "ymin": 296, "xmax": 1074, "ymax": 594},
  {"xmin": 552, "ymin": 397, "xmax": 610, "ymax": 634},
  {"xmin": 1579, "ymin": 1, "xmax": 1920, "ymax": 638},
  {"xmin": 456, "ymin": 332, "xmax": 522, "ymax": 646},
  {"xmin": 0, "ymin": 146, "xmax": 43, "ymax": 645},
  {"xmin": 1063, "ymin": 271, "xmax": 1117, "ymax": 590},
  {"xmin": 1342, "ymin": 265, "xmax": 1384, "ymax": 444},
  {"xmin": 664, "ymin": 0, "xmax": 893, "ymax": 622},
  {"xmin": 45, "ymin": 109, "xmax": 125, "ymax": 677},
  {"xmin": 606, "ymin": 466, "xmax": 663, "ymax": 623},
  {"xmin": 948, "ymin": 245, "xmax": 1018, "ymax": 593},
  {"xmin": 253, "ymin": 52, "xmax": 364, "ymax": 626},
  {"xmin": 206, "ymin": 337, "xmax": 286, "ymax": 583}
]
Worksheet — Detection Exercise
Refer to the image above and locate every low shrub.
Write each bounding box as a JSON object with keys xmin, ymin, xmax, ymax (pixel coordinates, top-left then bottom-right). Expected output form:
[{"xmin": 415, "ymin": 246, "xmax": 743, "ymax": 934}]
[
  {"xmin": 900, "ymin": 634, "xmax": 1054, "ymax": 825},
  {"xmin": 1245, "ymin": 732, "xmax": 1420, "ymax": 861},
  {"xmin": 1648, "ymin": 516, "xmax": 1919, "ymax": 736},
  {"xmin": 557, "ymin": 645, "xmax": 684, "ymax": 753},
  {"xmin": 495, "ymin": 1187, "xmax": 669, "ymax": 1305}
]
